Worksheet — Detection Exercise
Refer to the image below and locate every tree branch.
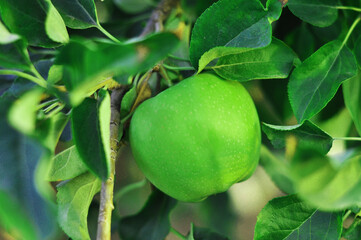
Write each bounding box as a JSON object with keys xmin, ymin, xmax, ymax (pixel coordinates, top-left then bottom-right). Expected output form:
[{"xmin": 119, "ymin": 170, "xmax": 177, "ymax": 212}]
[
  {"xmin": 140, "ymin": 0, "xmax": 180, "ymax": 37},
  {"xmin": 96, "ymin": 88, "xmax": 126, "ymax": 240}
]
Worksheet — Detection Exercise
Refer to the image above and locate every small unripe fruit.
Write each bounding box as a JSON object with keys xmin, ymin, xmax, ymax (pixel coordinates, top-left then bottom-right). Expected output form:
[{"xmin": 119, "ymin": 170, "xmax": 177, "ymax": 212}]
[{"xmin": 129, "ymin": 73, "xmax": 261, "ymax": 202}]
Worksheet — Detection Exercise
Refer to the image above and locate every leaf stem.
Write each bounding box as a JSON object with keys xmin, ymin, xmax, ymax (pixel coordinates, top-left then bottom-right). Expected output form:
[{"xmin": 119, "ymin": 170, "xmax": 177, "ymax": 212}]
[
  {"xmin": 336, "ymin": 6, "xmax": 361, "ymax": 12},
  {"xmin": 97, "ymin": 25, "xmax": 121, "ymax": 43},
  {"xmin": 45, "ymin": 104, "xmax": 65, "ymax": 119},
  {"xmin": 342, "ymin": 16, "xmax": 361, "ymax": 47},
  {"xmin": 162, "ymin": 63, "xmax": 195, "ymax": 71},
  {"xmin": 333, "ymin": 137, "xmax": 361, "ymax": 142},
  {"xmin": 167, "ymin": 54, "xmax": 190, "ymax": 62},
  {"xmin": 44, "ymin": 102, "xmax": 61, "ymax": 113},
  {"xmin": 170, "ymin": 227, "xmax": 187, "ymax": 240},
  {"xmin": 343, "ymin": 210, "xmax": 352, "ymax": 222},
  {"xmin": 37, "ymin": 99, "xmax": 58, "ymax": 110},
  {"xmin": 0, "ymin": 69, "xmax": 47, "ymax": 88},
  {"xmin": 159, "ymin": 65, "xmax": 173, "ymax": 86}
]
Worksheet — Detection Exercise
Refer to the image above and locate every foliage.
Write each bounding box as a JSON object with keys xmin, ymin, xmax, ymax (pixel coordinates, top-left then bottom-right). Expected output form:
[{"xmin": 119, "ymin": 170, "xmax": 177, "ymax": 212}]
[{"xmin": 0, "ymin": 0, "xmax": 361, "ymax": 239}]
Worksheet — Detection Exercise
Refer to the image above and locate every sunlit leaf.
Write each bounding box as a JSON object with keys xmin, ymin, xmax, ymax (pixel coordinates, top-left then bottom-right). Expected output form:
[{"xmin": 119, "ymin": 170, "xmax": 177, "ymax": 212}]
[{"xmin": 212, "ymin": 38, "xmax": 297, "ymax": 81}]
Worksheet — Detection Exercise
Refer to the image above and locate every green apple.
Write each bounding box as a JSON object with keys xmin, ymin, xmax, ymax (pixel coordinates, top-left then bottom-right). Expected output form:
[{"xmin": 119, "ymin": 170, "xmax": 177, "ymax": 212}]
[{"xmin": 129, "ymin": 73, "xmax": 261, "ymax": 202}]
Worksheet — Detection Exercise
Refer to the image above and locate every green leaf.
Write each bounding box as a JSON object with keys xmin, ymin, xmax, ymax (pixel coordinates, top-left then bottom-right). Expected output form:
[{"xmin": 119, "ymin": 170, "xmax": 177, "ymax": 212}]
[
  {"xmin": 0, "ymin": 94, "xmax": 57, "ymax": 239},
  {"xmin": 355, "ymin": 36, "xmax": 361, "ymax": 68},
  {"xmin": 292, "ymin": 149, "xmax": 361, "ymax": 210},
  {"xmin": 187, "ymin": 223, "xmax": 229, "ymax": 240},
  {"xmin": 212, "ymin": 38, "xmax": 297, "ymax": 81},
  {"xmin": 56, "ymin": 33, "xmax": 179, "ymax": 106},
  {"xmin": 266, "ymin": 0, "xmax": 283, "ymax": 23},
  {"xmin": 118, "ymin": 189, "xmax": 177, "ymax": 240},
  {"xmin": 71, "ymin": 90, "xmax": 111, "ymax": 180},
  {"xmin": 284, "ymin": 23, "xmax": 316, "ymax": 61},
  {"xmin": 0, "ymin": 21, "xmax": 31, "ymax": 70},
  {"xmin": 33, "ymin": 112, "xmax": 70, "ymax": 152},
  {"xmin": 57, "ymin": 172, "xmax": 101, "ymax": 240},
  {"xmin": 0, "ymin": 0, "xmax": 68, "ymax": 47},
  {"xmin": 343, "ymin": 70, "xmax": 361, "ymax": 136},
  {"xmin": 47, "ymin": 146, "xmax": 88, "ymax": 181},
  {"xmin": 7, "ymin": 88, "xmax": 44, "ymax": 135},
  {"xmin": 254, "ymin": 195, "xmax": 343, "ymax": 240},
  {"xmin": 189, "ymin": 0, "xmax": 270, "ymax": 69},
  {"xmin": 287, "ymin": 0, "xmax": 339, "ymax": 27},
  {"xmin": 44, "ymin": 0, "xmax": 69, "ymax": 43},
  {"xmin": 261, "ymin": 120, "xmax": 333, "ymax": 155},
  {"xmin": 288, "ymin": 40, "xmax": 357, "ymax": 123},
  {"xmin": 260, "ymin": 146, "xmax": 295, "ymax": 194},
  {"xmin": 51, "ymin": 0, "xmax": 98, "ymax": 29},
  {"xmin": 0, "ymin": 190, "xmax": 38, "ymax": 240},
  {"xmin": 114, "ymin": 0, "xmax": 153, "ymax": 14}
]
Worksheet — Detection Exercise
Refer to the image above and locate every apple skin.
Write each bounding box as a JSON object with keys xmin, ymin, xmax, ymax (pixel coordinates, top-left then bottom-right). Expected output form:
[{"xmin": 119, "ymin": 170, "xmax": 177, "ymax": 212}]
[{"xmin": 129, "ymin": 73, "xmax": 261, "ymax": 202}]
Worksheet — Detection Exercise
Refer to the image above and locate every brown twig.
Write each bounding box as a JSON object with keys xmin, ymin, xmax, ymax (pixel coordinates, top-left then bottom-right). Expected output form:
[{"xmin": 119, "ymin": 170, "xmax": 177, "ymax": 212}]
[{"xmin": 96, "ymin": 88, "xmax": 126, "ymax": 240}]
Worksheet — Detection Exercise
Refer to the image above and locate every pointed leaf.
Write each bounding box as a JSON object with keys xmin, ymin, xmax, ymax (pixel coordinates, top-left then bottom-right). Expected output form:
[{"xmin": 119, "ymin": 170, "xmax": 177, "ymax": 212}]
[
  {"xmin": 287, "ymin": 0, "xmax": 339, "ymax": 27},
  {"xmin": 52, "ymin": 0, "xmax": 98, "ymax": 29},
  {"xmin": 266, "ymin": 0, "xmax": 283, "ymax": 23},
  {"xmin": 254, "ymin": 195, "xmax": 343, "ymax": 240},
  {"xmin": 71, "ymin": 90, "xmax": 110, "ymax": 180},
  {"xmin": 189, "ymin": 0, "xmax": 271, "ymax": 68},
  {"xmin": 57, "ymin": 172, "xmax": 101, "ymax": 240},
  {"xmin": 288, "ymin": 40, "xmax": 357, "ymax": 123},
  {"xmin": 48, "ymin": 146, "xmax": 88, "ymax": 181},
  {"xmin": 118, "ymin": 189, "xmax": 177, "ymax": 240},
  {"xmin": 187, "ymin": 223, "xmax": 229, "ymax": 240},
  {"xmin": 343, "ymin": 70, "xmax": 361, "ymax": 136},
  {"xmin": 0, "ymin": 0, "xmax": 68, "ymax": 47},
  {"xmin": 262, "ymin": 120, "xmax": 333, "ymax": 155},
  {"xmin": 0, "ymin": 21, "xmax": 31, "ymax": 70},
  {"xmin": 212, "ymin": 38, "xmax": 297, "ymax": 81}
]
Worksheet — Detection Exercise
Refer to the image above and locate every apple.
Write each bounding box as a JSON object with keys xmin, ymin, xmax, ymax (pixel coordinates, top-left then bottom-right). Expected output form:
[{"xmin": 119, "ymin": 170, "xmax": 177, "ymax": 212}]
[{"xmin": 129, "ymin": 73, "xmax": 261, "ymax": 202}]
